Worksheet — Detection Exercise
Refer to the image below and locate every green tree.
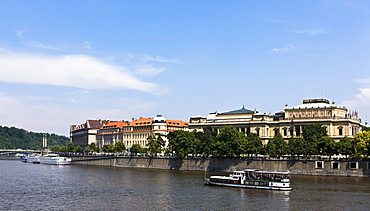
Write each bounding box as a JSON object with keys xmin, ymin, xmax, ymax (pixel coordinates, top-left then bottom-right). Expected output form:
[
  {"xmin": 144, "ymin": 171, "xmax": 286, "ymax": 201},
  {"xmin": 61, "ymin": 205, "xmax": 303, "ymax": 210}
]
[
  {"xmin": 75, "ymin": 145, "xmax": 82, "ymax": 153},
  {"xmin": 336, "ymin": 136, "xmax": 353, "ymax": 158},
  {"xmin": 50, "ymin": 145, "xmax": 61, "ymax": 152},
  {"xmin": 103, "ymin": 144, "xmax": 115, "ymax": 153},
  {"xmin": 85, "ymin": 143, "xmax": 99, "ymax": 153},
  {"xmin": 130, "ymin": 144, "xmax": 145, "ymax": 155},
  {"xmin": 114, "ymin": 141, "xmax": 126, "ymax": 153},
  {"xmin": 60, "ymin": 146, "xmax": 68, "ymax": 153},
  {"xmin": 266, "ymin": 134, "xmax": 288, "ymax": 157},
  {"xmin": 353, "ymin": 131, "xmax": 370, "ymax": 156},
  {"xmin": 302, "ymin": 123, "xmax": 327, "ymax": 155},
  {"xmin": 146, "ymin": 134, "xmax": 165, "ymax": 156},
  {"xmin": 198, "ymin": 127, "xmax": 218, "ymax": 157},
  {"xmin": 288, "ymin": 137, "xmax": 308, "ymax": 159},
  {"xmin": 245, "ymin": 133, "xmax": 263, "ymax": 157},
  {"xmin": 67, "ymin": 142, "xmax": 76, "ymax": 152},
  {"xmin": 167, "ymin": 130, "xmax": 197, "ymax": 160},
  {"xmin": 215, "ymin": 126, "xmax": 247, "ymax": 157},
  {"xmin": 318, "ymin": 136, "xmax": 336, "ymax": 157}
]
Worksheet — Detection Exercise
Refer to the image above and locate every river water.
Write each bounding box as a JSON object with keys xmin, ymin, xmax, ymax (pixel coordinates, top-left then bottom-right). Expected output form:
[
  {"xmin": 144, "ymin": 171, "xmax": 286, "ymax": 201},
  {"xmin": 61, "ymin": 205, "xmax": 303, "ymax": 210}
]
[{"xmin": 1, "ymin": 160, "xmax": 369, "ymax": 210}]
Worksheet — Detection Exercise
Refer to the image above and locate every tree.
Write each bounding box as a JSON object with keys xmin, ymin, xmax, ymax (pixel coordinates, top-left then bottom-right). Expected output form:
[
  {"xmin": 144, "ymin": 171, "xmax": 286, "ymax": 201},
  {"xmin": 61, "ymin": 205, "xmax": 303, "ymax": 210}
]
[
  {"xmin": 85, "ymin": 143, "xmax": 99, "ymax": 153},
  {"xmin": 50, "ymin": 145, "xmax": 61, "ymax": 152},
  {"xmin": 302, "ymin": 123, "xmax": 327, "ymax": 155},
  {"xmin": 130, "ymin": 144, "xmax": 145, "ymax": 155},
  {"xmin": 266, "ymin": 134, "xmax": 288, "ymax": 157},
  {"xmin": 114, "ymin": 141, "xmax": 126, "ymax": 153},
  {"xmin": 215, "ymin": 126, "xmax": 247, "ymax": 157},
  {"xmin": 318, "ymin": 136, "xmax": 336, "ymax": 157},
  {"xmin": 245, "ymin": 133, "xmax": 263, "ymax": 157},
  {"xmin": 75, "ymin": 145, "xmax": 82, "ymax": 153},
  {"xmin": 198, "ymin": 127, "xmax": 217, "ymax": 157},
  {"xmin": 167, "ymin": 130, "xmax": 197, "ymax": 160},
  {"xmin": 336, "ymin": 136, "xmax": 353, "ymax": 158},
  {"xmin": 146, "ymin": 134, "xmax": 165, "ymax": 156},
  {"xmin": 353, "ymin": 131, "xmax": 370, "ymax": 156},
  {"xmin": 67, "ymin": 142, "xmax": 76, "ymax": 152},
  {"xmin": 103, "ymin": 144, "xmax": 115, "ymax": 153},
  {"xmin": 288, "ymin": 137, "xmax": 308, "ymax": 159}
]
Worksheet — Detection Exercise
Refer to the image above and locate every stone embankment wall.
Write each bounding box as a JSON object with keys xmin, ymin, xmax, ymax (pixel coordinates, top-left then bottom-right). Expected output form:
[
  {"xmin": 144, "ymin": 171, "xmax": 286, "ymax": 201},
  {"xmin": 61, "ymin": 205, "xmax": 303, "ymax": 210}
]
[{"xmin": 71, "ymin": 156, "xmax": 370, "ymax": 177}]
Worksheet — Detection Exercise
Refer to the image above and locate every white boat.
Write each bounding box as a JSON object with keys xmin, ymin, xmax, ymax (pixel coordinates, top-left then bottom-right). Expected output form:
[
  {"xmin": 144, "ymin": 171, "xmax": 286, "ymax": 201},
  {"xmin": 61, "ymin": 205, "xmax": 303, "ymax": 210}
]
[
  {"xmin": 204, "ymin": 169, "xmax": 292, "ymax": 191},
  {"xmin": 40, "ymin": 154, "xmax": 71, "ymax": 165},
  {"xmin": 26, "ymin": 154, "xmax": 41, "ymax": 164}
]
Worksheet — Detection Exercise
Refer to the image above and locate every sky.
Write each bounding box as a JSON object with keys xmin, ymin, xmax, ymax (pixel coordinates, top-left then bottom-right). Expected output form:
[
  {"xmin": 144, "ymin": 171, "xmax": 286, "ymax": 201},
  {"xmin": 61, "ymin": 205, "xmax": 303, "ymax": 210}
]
[{"xmin": 1, "ymin": 0, "xmax": 370, "ymax": 136}]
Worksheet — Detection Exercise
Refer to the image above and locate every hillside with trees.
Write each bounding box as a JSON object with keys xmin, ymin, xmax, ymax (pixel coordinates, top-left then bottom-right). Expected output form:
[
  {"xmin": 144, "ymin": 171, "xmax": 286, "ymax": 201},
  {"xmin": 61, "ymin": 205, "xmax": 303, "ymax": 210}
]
[{"xmin": 0, "ymin": 125, "xmax": 69, "ymax": 150}]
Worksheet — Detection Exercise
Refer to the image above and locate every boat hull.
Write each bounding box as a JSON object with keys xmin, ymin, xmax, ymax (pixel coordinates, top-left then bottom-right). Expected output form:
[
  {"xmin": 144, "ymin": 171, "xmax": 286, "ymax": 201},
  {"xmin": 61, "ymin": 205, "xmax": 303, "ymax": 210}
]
[
  {"xmin": 203, "ymin": 179, "xmax": 292, "ymax": 191},
  {"xmin": 40, "ymin": 157, "xmax": 71, "ymax": 165}
]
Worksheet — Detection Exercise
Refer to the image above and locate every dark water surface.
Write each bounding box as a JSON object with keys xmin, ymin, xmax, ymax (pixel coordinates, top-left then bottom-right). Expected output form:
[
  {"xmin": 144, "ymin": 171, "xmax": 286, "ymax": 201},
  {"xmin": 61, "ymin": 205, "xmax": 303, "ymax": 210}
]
[{"xmin": 1, "ymin": 160, "xmax": 369, "ymax": 210}]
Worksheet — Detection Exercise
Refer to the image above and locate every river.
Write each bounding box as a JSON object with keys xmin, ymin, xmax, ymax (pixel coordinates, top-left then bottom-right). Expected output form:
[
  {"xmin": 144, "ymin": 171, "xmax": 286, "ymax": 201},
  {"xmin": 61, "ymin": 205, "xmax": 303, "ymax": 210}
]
[{"xmin": 0, "ymin": 160, "xmax": 369, "ymax": 210}]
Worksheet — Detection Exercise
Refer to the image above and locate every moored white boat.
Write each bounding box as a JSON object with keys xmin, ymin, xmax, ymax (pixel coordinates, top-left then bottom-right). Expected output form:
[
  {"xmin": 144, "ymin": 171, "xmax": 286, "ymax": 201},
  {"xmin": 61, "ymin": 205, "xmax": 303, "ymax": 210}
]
[
  {"xmin": 40, "ymin": 154, "xmax": 71, "ymax": 165},
  {"xmin": 204, "ymin": 169, "xmax": 292, "ymax": 191},
  {"xmin": 26, "ymin": 154, "xmax": 41, "ymax": 164}
]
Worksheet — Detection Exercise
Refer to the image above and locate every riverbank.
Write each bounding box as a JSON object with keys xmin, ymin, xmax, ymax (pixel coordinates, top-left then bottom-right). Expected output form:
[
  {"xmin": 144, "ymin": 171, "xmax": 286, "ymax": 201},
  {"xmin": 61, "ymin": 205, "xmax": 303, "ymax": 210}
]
[{"xmin": 70, "ymin": 156, "xmax": 370, "ymax": 177}]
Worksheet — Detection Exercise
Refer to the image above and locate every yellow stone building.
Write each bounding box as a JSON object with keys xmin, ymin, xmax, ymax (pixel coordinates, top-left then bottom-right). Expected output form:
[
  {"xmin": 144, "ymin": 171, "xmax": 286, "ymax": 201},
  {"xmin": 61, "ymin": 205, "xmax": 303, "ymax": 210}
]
[{"xmin": 189, "ymin": 99, "xmax": 362, "ymax": 144}]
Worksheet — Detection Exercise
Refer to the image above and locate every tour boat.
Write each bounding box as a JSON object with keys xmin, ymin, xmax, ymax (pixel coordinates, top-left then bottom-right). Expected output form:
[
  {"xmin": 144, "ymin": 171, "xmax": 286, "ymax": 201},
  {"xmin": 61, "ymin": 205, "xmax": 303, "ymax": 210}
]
[
  {"xmin": 40, "ymin": 154, "xmax": 72, "ymax": 165},
  {"xmin": 203, "ymin": 169, "xmax": 292, "ymax": 191},
  {"xmin": 26, "ymin": 154, "xmax": 41, "ymax": 164}
]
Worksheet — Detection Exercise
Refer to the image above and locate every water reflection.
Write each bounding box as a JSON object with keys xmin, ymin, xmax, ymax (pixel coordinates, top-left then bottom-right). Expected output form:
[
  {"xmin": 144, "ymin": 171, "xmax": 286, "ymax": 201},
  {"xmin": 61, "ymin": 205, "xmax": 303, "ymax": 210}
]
[{"xmin": 1, "ymin": 161, "xmax": 369, "ymax": 210}]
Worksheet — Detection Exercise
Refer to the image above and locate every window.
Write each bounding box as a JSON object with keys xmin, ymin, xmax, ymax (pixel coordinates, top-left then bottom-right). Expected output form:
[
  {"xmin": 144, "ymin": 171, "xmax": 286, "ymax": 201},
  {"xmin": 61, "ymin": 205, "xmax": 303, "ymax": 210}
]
[
  {"xmin": 349, "ymin": 161, "xmax": 358, "ymax": 169},
  {"xmin": 283, "ymin": 128, "xmax": 287, "ymax": 136},
  {"xmin": 295, "ymin": 126, "xmax": 301, "ymax": 136},
  {"xmin": 367, "ymin": 162, "xmax": 370, "ymax": 170},
  {"xmin": 338, "ymin": 127, "xmax": 343, "ymax": 136},
  {"xmin": 331, "ymin": 161, "xmax": 340, "ymax": 169},
  {"xmin": 315, "ymin": 161, "xmax": 324, "ymax": 169}
]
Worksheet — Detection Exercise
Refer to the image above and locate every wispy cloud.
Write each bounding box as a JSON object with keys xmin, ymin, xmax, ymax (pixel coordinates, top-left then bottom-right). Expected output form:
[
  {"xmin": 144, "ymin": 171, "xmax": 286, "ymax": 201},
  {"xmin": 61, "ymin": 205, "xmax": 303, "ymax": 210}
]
[
  {"xmin": 22, "ymin": 40, "xmax": 62, "ymax": 51},
  {"xmin": 141, "ymin": 55, "xmax": 178, "ymax": 63},
  {"xmin": 0, "ymin": 51, "xmax": 169, "ymax": 95},
  {"xmin": 135, "ymin": 64, "xmax": 165, "ymax": 76},
  {"xmin": 291, "ymin": 29, "xmax": 328, "ymax": 36},
  {"xmin": 342, "ymin": 77, "xmax": 370, "ymax": 119},
  {"xmin": 271, "ymin": 44, "xmax": 295, "ymax": 52},
  {"xmin": 83, "ymin": 40, "xmax": 91, "ymax": 49}
]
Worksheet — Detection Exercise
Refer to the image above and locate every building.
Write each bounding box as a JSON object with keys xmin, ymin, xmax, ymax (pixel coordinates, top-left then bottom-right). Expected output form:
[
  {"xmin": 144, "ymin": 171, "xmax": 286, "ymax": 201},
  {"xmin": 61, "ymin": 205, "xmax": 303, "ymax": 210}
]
[
  {"xmin": 188, "ymin": 99, "xmax": 362, "ymax": 144},
  {"xmin": 94, "ymin": 115, "xmax": 188, "ymax": 151},
  {"xmin": 70, "ymin": 119, "xmax": 111, "ymax": 150}
]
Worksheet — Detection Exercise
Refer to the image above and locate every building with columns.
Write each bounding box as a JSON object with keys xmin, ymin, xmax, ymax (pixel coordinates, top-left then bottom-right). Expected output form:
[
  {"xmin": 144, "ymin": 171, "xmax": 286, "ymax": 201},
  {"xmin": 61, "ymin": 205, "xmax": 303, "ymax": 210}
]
[{"xmin": 188, "ymin": 99, "xmax": 362, "ymax": 144}]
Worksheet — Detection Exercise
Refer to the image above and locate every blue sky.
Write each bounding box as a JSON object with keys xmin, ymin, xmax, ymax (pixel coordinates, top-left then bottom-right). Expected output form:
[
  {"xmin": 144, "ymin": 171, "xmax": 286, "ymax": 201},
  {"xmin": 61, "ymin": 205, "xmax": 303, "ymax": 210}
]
[{"xmin": 1, "ymin": 0, "xmax": 370, "ymax": 136}]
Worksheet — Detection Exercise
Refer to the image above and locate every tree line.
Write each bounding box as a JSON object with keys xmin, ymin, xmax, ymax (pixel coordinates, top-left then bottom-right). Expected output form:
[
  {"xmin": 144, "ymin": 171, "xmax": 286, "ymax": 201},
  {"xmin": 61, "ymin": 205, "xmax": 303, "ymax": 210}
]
[
  {"xmin": 0, "ymin": 125, "xmax": 69, "ymax": 149},
  {"xmin": 79, "ymin": 123, "xmax": 370, "ymax": 160}
]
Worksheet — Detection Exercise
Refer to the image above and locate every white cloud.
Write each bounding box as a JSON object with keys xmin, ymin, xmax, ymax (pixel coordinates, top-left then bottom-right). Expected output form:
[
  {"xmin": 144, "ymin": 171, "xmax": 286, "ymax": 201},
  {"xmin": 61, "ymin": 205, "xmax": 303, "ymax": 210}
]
[
  {"xmin": 291, "ymin": 29, "xmax": 328, "ymax": 36},
  {"xmin": 135, "ymin": 64, "xmax": 165, "ymax": 76},
  {"xmin": 0, "ymin": 52, "xmax": 169, "ymax": 95},
  {"xmin": 0, "ymin": 93, "xmax": 158, "ymax": 136},
  {"xmin": 23, "ymin": 40, "xmax": 61, "ymax": 51},
  {"xmin": 141, "ymin": 55, "xmax": 178, "ymax": 63},
  {"xmin": 83, "ymin": 41, "xmax": 91, "ymax": 49},
  {"xmin": 271, "ymin": 44, "xmax": 295, "ymax": 52},
  {"xmin": 342, "ymin": 78, "xmax": 370, "ymax": 121}
]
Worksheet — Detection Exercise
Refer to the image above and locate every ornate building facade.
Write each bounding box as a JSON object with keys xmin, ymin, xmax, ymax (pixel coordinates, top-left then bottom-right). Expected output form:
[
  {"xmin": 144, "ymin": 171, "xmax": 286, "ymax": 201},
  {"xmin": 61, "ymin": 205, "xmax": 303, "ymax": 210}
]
[
  {"xmin": 70, "ymin": 119, "xmax": 111, "ymax": 150},
  {"xmin": 95, "ymin": 115, "xmax": 188, "ymax": 151},
  {"xmin": 188, "ymin": 99, "xmax": 362, "ymax": 144}
]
